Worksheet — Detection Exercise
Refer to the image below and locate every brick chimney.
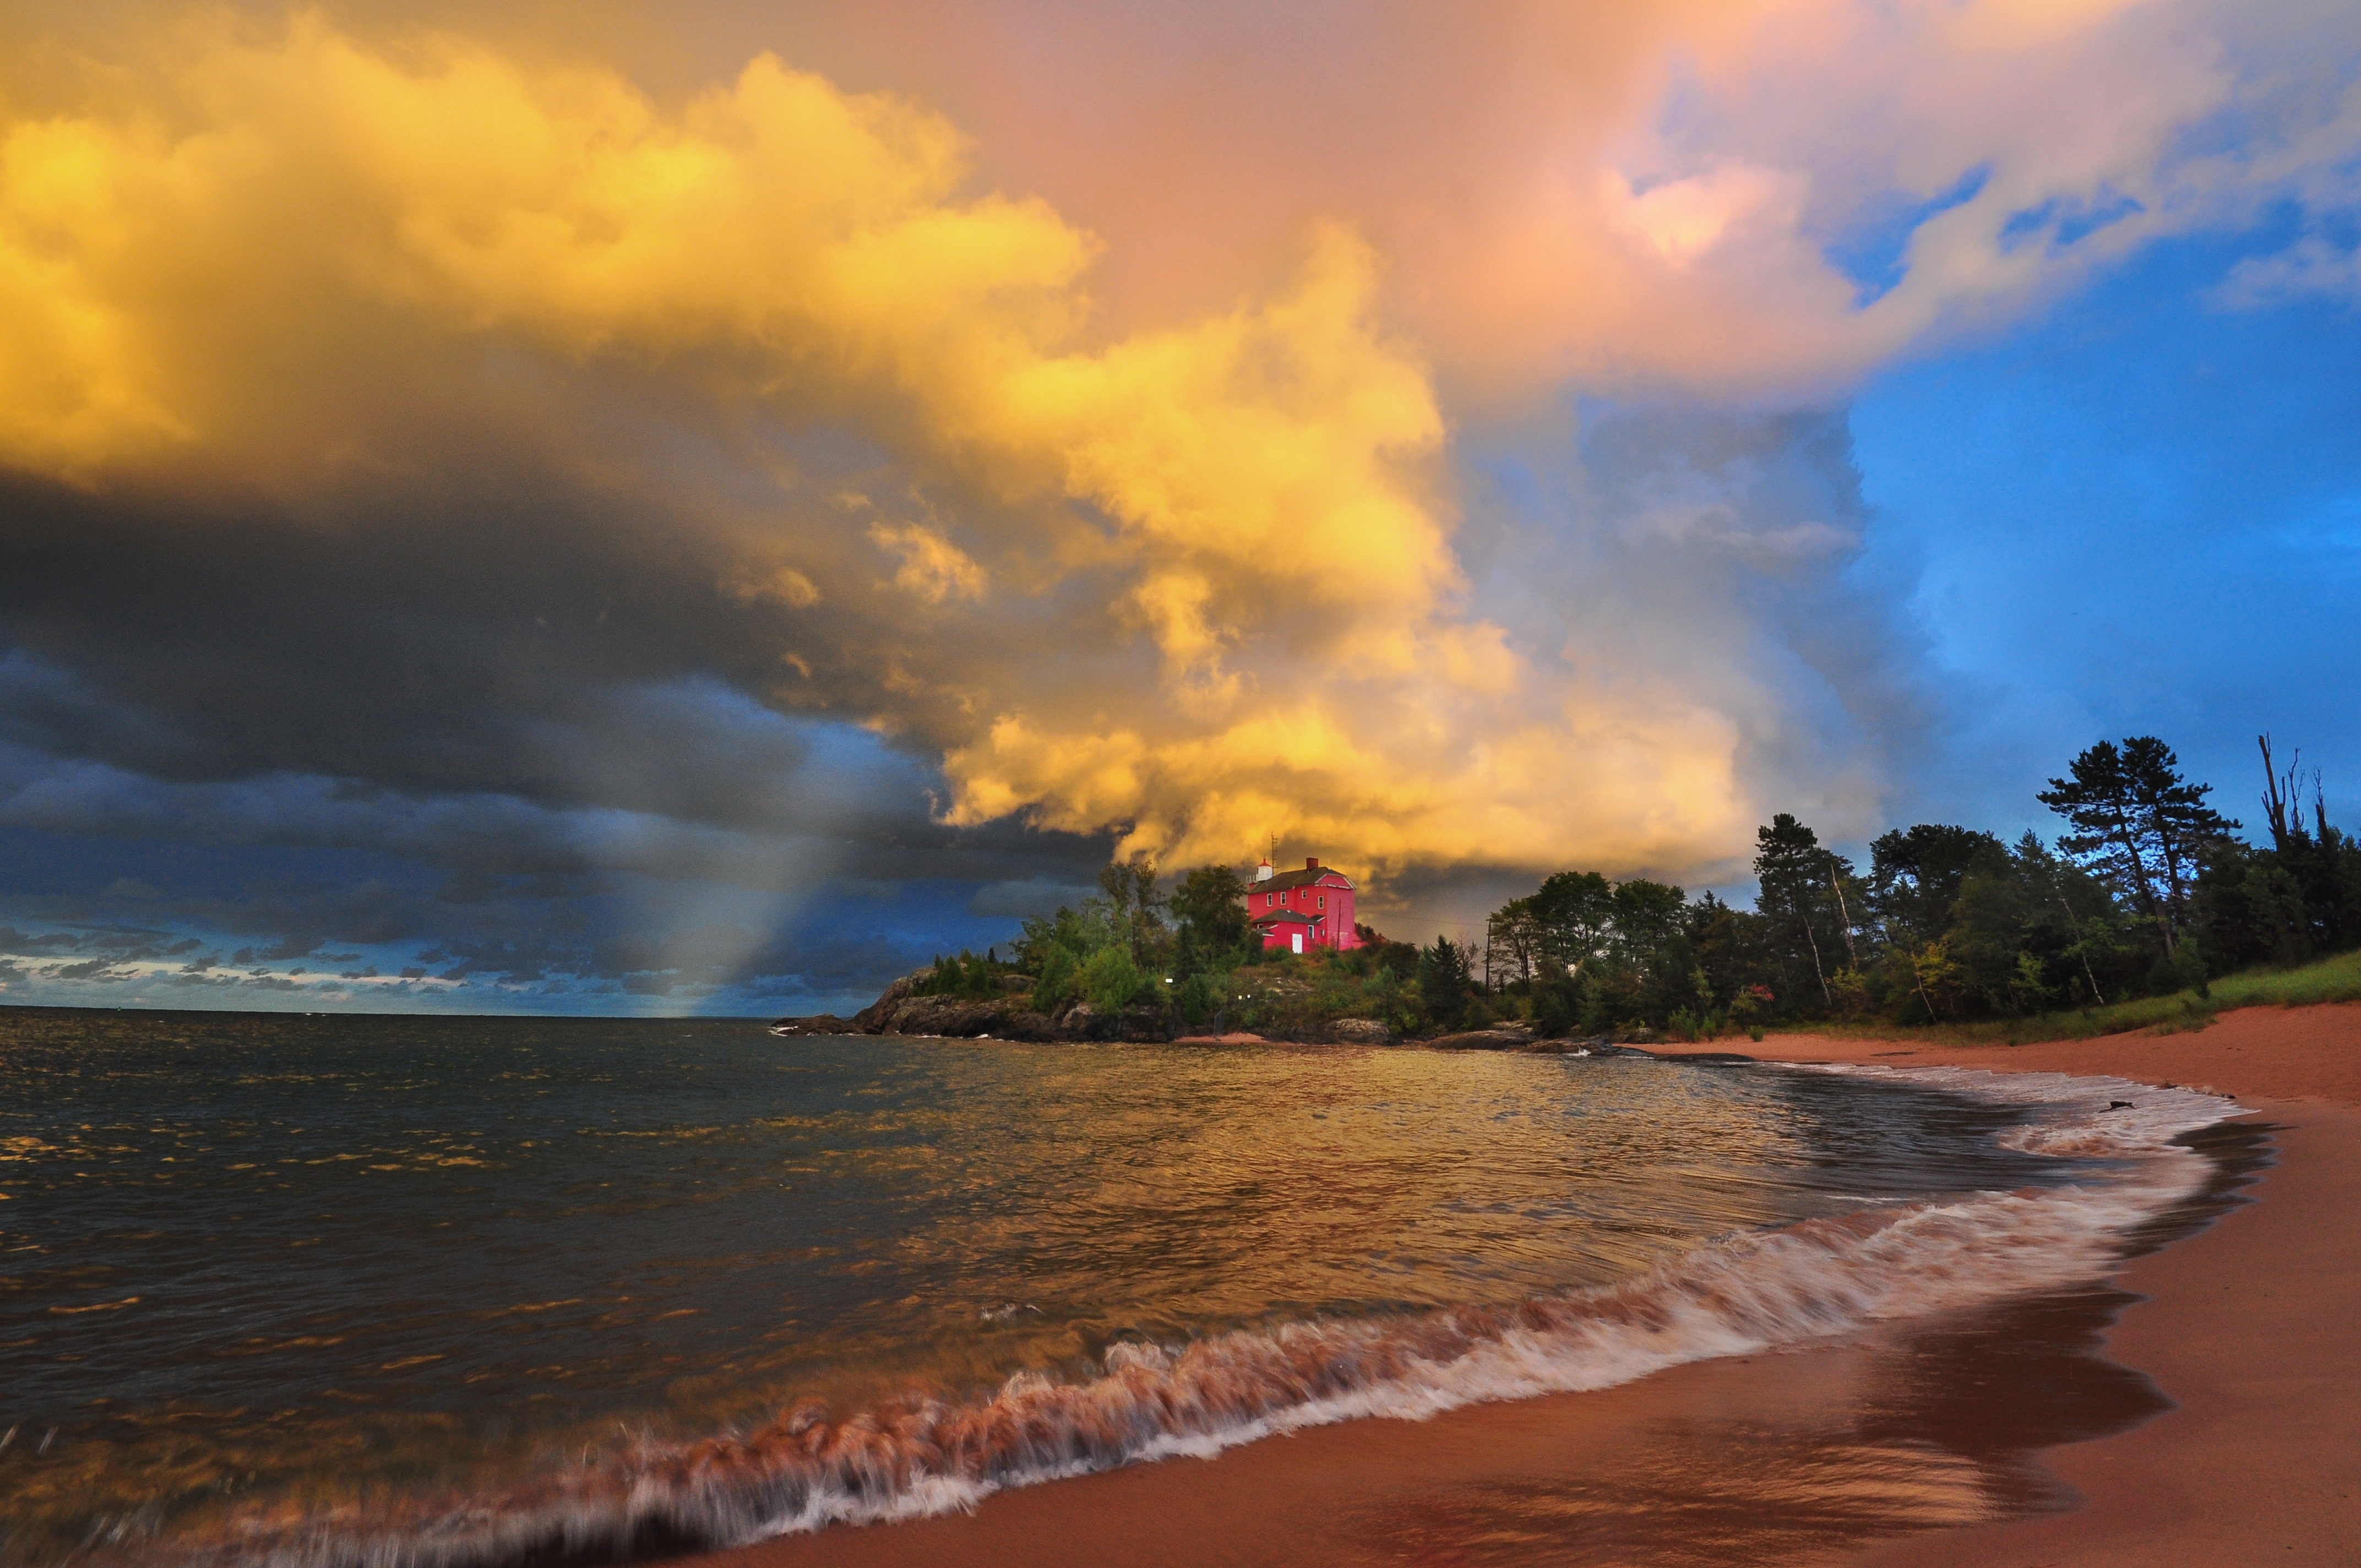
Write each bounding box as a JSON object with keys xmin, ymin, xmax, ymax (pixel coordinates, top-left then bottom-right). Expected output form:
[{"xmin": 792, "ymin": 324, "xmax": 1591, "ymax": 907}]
[{"xmin": 1305, "ymin": 857, "xmax": 1320, "ymax": 870}]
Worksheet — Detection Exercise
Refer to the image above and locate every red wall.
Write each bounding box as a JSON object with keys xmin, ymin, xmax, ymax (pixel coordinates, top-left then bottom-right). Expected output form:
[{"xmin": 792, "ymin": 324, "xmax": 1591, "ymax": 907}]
[{"xmin": 1249, "ymin": 870, "xmax": 1359, "ymax": 951}]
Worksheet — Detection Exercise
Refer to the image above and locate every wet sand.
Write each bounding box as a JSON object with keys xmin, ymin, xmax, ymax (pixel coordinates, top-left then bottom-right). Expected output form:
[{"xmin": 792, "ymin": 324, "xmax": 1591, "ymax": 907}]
[
  {"xmin": 1779, "ymin": 1006, "xmax": 2361, "ymax": 1566},
  {"xmin": 696, "ymin": 1003, "xmax": 2361, "ymax": 1567}
]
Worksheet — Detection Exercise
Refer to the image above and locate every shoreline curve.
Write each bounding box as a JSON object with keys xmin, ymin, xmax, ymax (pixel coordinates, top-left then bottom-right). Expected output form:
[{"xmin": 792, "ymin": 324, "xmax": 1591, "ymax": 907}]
[{"xmin": 684, "ymin": 1002, "xmax": 2361, "ymax": 1566}]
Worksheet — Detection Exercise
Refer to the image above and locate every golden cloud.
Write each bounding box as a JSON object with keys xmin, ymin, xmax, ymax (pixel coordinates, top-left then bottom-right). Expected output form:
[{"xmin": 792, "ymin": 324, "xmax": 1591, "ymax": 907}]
[
  {"xmin": 0, "ymin": 9, "xmax": 1771, "ymax": 888},
  {"xmin": 869, "ymin": 521, "xmax": 987, "ymax": 604}
]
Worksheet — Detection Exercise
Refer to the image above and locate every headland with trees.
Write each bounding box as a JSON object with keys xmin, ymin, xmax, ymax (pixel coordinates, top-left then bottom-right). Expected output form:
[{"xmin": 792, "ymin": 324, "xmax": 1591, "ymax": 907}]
[{"xmin": 777, "ymin": 734, "xmax": 2361, "ymax": 1046}]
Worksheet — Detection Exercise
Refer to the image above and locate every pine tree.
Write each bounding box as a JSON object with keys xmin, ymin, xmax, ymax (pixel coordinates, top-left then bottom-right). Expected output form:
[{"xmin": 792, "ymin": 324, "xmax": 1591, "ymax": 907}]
[
  {"xmin": 1867, "ymin": 824, "xmax": 2003, "ymax": 948},
  {"xmin": 2038, "ymin": 738, "xmax": 2235, "ymax": 953},
  {"xmin": 1608, "ymin": 879, "xmax": 1688, "ymax": 971},
  {"xmin": 1753, "ymin": 814, "xmax": 1844, "ymax": 1009},
  {"xmin": 1417, "ymin": 935, "xmax": 1473, "ymax": 1029}
]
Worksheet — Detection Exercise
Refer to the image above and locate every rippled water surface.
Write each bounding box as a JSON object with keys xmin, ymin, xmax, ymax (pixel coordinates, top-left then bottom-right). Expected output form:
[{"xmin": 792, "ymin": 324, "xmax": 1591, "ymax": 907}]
[{"xmin": 0, "ymin": 1010, "xmax": 2153, "ymax": 1564}]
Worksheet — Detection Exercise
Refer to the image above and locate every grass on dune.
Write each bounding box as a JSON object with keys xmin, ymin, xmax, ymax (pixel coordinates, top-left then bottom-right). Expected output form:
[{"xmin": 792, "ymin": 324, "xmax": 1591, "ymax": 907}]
[
  {"xmin": 2201, "ymin": 947, "xmax": 2361, "ymax": 1010},
  {"xmin": 1799, "ymin": 948, "xmax": 2361, "ymax": 1046}
]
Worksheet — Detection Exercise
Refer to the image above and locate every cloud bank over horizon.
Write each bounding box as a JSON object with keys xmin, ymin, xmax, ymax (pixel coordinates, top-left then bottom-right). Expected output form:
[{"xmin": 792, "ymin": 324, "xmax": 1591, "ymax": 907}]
[{"xmin": 3, "ymin": 0, "xmax": 2358, "ymax": 1011}]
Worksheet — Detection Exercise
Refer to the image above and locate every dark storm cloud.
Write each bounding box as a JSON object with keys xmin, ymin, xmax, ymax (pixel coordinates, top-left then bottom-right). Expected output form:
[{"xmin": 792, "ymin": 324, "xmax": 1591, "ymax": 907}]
[
  {"xmin": 0, "ymin": 807, "xmax": 1009, "ymax": 1000},
  {"xmin": 0, "ymin": 464, "xmax": 1113, "ymax": 856},
  {"xmin": 0, "ymin": 461, "xmax": 1113, "ymax": 1008},
  {"xmin": 0, "ymin": 921, "xmax": 200, "ymax": 965},
  {"xmin": 0, "ymin": 468, "xmax": 793, "ymax": 803}
]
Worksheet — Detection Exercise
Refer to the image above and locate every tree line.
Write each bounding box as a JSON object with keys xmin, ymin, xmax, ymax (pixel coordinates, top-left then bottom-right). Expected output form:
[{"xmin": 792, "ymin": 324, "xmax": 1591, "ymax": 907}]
[
  {"xmin": 1481, "ymin": 733, "xmax": 2360, "ymax": 1037},
  {"xmin": 912, "ymin": 734, "xmax": 2360, "ymax": 1040}
]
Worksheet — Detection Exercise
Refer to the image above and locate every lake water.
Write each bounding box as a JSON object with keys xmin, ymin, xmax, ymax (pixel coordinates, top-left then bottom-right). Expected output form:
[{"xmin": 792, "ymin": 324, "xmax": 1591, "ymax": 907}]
[{"xmin": 0, "ymin": 1010, "xmax": 2239, "ymax": 1567}]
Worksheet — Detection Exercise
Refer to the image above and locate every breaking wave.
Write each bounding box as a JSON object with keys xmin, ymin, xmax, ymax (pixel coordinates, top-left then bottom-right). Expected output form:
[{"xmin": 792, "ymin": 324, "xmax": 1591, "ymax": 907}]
[{"xmin": 167, "ymin": 1066, "xmax": 2238, "ymax": 1568}]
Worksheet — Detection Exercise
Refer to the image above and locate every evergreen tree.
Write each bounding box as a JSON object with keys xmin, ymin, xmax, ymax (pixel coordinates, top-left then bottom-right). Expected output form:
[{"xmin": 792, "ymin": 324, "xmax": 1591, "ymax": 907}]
[
  {"xmin": 2013, "ymin": 831, "xmax": 2120, "ymax": 1006},
  {"xmin": 1608, "ymin": 879, "xmax": 1687, "ymax": 971},
  {"xmin": 1950, "ymin": 842, "xmax": 2039, "ymax": 1012},
  {"xmin": 1168, "ymin": 863, "xmax": 1249, "ymax": 959},
  {"xmin": 1685, "ymin": 891, "xmax": 1767, "ymax": 1013},
  {"xmin": 2193, "ymin": 839, "xmax": 2312, "ymax": 970},
  {"xmin": 1417, "ymin": 935, "xmax": 1474, "ymax": 1030},
  {"xmin": 1753, "ymin": 814, "xmax": 1843, "ymax": 1010},
  {"xmin": 1868, "ymin": 824, "xmax": 2003, "ymax": 948},
  {"xmin": 1174, "ymin": 970, "xmax": 1220, "ymax": 1026},
  {"xmin": 2038, "ymin": 738, "xmax": 2235, "ymax": 952}
]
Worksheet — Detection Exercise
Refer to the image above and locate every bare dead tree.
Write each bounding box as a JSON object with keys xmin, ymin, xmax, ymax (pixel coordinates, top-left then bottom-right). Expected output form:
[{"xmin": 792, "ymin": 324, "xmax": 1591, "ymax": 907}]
[{"xmin": 1825, "ymin": 852, "xmax": 1860, "ymax": 970}]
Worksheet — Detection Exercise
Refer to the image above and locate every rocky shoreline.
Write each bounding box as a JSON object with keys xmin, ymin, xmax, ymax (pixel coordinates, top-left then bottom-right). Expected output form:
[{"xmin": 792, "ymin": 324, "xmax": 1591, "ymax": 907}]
[{"xmin": 769, "ymin": 973, "xmax": 1634, "ymax": 1053}]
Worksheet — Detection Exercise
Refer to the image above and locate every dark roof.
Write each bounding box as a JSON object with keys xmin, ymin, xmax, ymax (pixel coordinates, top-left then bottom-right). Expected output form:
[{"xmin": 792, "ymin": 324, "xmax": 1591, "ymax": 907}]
[
  {"xmin": 1250, "ymin": 864, "xmax": 1353, "ymax": 894},
  {"xmin": 1250, "ymin": 908, "xmax": 1317, "ymax": 927}
]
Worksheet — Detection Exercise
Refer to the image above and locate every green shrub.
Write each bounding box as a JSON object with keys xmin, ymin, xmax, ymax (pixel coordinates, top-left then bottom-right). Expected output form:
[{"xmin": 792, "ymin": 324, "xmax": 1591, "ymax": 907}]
[
  {"xmin": 1081, "ymin": 945, "xmax": 1148, "ymax": 1012},
  {"xmin": 1531, "ymin": 983, "xmax": 1574, "ymax": 1038},
  {"xmin": 1033, "ymin": 944, "xmax": 1078, "ymax": 1010},
  {"xmin": 1667, "ymin": 1008, "xmax": 1723, "ymax": 1043},
  {"xmin": 1176, "ymin": 970, "xmax": 1219, "ymax": 1026}
]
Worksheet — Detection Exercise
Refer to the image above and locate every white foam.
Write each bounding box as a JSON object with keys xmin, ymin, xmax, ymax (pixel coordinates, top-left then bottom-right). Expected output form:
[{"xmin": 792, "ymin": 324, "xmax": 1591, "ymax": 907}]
[
  {"xmin": 1788, "ymin": 1061, "xmax": 2241, "ymax": 1161},
  {"xmin": 176, "ymin": 1064, "xmax": 2243, "ymax": 1568}
]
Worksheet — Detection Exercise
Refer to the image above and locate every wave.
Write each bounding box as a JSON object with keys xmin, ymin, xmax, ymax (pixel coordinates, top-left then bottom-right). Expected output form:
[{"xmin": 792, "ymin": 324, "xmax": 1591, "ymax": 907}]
[{"xmin": 167, "ymin": 1066, "xmax": 2239, "ymax": 1568}]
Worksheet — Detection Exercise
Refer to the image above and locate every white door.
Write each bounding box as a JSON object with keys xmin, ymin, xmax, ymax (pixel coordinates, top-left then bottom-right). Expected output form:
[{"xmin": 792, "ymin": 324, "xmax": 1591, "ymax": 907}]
[{"xmin": 1292, "ymin": 932, "xmax": 1303, "ymax": 954}]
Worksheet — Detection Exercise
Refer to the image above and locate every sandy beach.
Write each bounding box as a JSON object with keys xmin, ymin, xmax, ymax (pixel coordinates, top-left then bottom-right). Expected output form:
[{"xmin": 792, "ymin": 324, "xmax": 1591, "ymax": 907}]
[
  {"xmin": 692, "ymin": 1003, "xmax": 2361, "ymax": 1566},
  {"xmin": 1785, "ymin": 1008, "xmax": 2361, "ymax": 1566}
]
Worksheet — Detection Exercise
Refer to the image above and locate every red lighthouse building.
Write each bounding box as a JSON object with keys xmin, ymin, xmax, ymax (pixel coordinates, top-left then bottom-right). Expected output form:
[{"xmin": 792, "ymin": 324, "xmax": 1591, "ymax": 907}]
[{"xmin": 1244, "ymin": 857, "xmax": 1359, "ymax": 954}]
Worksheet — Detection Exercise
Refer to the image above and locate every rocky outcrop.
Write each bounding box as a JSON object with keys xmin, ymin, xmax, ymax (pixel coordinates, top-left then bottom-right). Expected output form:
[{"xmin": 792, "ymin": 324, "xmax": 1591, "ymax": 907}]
[
  {"xmin": 766, "ymin": 1014, "xmax": 859, "ymax": 1036},
  {"xmin": 1521, "ymin": 1035, "xmax": 1622, "ymax": 1055},
  {"xmin": 1422, "ymin": 1025, "xmax": 1536, "ymax": 1052},
  {"xmin": 777, "ymin": 971, "xmax": 1148, "ymax": 1042},
  {"xmin": 1116, "ymin": 1004, "xmax": 1176, "ymax": 1042},
  {"xmin": 888, "ymin": 997, "xmax": 1015, "ymax": 1037},
  {"xmin": 796, "ymin": 973, "xmax": 1597, "ymax": 1049},
  {"xmin": 850, "ymin": 974, "xmax": 921, "ymax": 1033}
]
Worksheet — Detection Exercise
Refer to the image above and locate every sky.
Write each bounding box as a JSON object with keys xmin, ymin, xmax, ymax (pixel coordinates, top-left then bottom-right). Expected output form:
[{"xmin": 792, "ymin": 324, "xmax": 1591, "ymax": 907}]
[{"xmin": 1, "ymin": 0, "xmax": 2357, "ymax": 1015}]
